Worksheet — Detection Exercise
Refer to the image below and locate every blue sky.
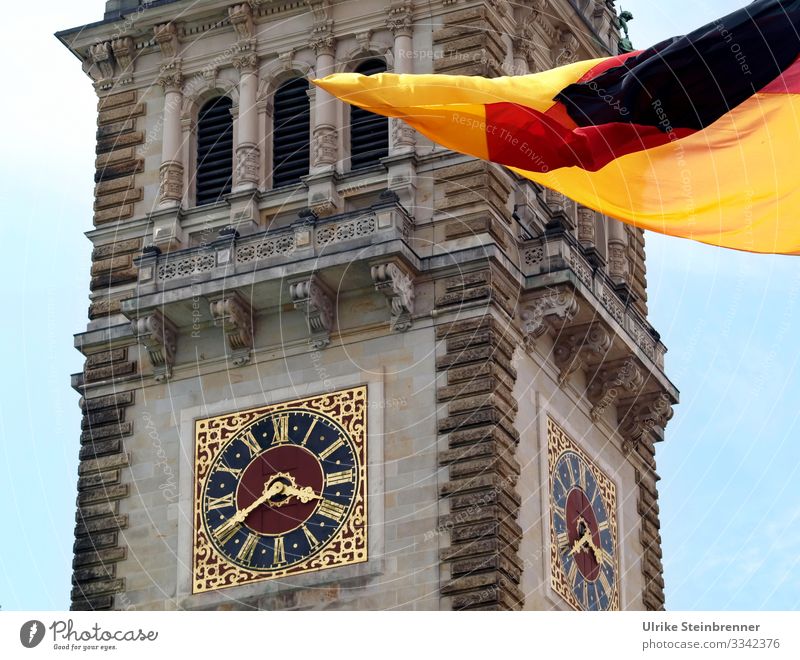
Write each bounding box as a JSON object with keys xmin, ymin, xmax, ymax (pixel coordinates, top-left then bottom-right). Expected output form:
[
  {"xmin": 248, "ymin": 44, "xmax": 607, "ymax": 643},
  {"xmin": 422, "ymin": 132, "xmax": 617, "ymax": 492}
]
[{"xmin": 1, "ymin": 0, "xmax": 798, "ymax": 611}]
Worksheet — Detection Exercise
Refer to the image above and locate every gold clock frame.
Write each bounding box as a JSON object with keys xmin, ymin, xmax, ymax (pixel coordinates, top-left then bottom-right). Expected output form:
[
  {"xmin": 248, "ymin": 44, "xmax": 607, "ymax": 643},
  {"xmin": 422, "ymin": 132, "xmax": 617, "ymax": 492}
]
[
  {"xmin": 191, "ymin": 386, "xmax": 368, "ymax": 594},
  {"xmin": 547, "ymin": 417, "xmax": 620, "ymax": 611}
]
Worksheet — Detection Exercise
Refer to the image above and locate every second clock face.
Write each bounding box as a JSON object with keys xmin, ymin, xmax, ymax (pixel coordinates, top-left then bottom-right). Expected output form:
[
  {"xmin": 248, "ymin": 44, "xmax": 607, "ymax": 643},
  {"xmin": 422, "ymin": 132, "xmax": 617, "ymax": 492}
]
[{"xmin": 192, "ymin": 387, "xmax": 368, "ymax": 594}]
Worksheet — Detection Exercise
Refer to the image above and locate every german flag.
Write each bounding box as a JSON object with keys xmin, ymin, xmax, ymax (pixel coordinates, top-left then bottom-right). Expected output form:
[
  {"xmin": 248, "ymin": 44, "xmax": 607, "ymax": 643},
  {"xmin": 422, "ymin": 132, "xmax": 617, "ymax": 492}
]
[{"xmin": 314, "ymin": 0, "xmax": 800, "ymax": 254}]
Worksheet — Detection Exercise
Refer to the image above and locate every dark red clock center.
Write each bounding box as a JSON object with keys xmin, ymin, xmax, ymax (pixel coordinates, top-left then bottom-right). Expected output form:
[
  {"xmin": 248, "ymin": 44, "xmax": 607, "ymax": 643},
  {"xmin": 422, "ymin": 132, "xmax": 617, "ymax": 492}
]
[
  {"xmin": 236, "ymin": 445, "xmax": 324, "ymax": 536},
  {"xmin": 566, "ymin": 487, "xmax": 602, "ymax": 581}
]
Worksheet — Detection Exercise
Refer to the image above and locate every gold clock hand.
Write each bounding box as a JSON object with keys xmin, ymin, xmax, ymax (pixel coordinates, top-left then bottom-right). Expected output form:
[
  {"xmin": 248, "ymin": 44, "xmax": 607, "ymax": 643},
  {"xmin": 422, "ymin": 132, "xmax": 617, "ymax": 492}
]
[
  {"xmin": 281, "ymin": 483, "xmax": 323, "ymax": 503},
  {"xmin": 585, "ymin": 536, "xmax": 603, "ymax": 564},
  {"xmin": 231, "ymin": 479, "xmax": 284, "ymax": 524},
  {"xmin": 568, "ymin": 530, "xmax": 593, "ymax": 558}
]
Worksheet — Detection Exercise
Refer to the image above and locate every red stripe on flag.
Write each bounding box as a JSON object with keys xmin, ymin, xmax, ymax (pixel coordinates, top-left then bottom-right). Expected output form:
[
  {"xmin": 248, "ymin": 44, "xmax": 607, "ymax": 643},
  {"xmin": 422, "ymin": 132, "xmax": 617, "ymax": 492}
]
[
  {"xmin": 484, "ymin": 102, "xmax": 695, "ymax": 173},
  {"xmin": 762, "ymin": 56, "xmax": 800, "ymax": 94}
]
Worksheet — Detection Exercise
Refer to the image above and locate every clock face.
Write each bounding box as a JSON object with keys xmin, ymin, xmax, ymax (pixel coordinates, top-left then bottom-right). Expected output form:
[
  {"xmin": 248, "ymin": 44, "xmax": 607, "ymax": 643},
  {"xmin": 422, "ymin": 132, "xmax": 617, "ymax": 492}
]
[
  {"xmin": 192, "ymin": 387, "xmax": 367, "ymax": 594},
  {"xmin": 548, "ymin": 419, "xmax": 619, "ymax": 611}
]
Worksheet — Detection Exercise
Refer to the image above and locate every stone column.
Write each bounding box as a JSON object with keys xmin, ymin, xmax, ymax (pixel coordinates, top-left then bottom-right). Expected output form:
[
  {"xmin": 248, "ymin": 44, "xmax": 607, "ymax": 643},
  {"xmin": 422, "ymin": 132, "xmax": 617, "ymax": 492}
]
[
  {"xmin": 311, "ymin": 35, "xmax": 338, "ymax": 170},
  {"xmin": 607, "ymin": 217, "xmax": 629, "ymax": 284},
  {"xmin": 153, "ymin": 23, "xmax": 184, "ymax": 211},
  {"xmin": 233, "ymin": 53, "xmax": 260, "ymax": 191},
  {"xmin": 387, "ymin": 1, "xmax": 415, "ymax": 153}
]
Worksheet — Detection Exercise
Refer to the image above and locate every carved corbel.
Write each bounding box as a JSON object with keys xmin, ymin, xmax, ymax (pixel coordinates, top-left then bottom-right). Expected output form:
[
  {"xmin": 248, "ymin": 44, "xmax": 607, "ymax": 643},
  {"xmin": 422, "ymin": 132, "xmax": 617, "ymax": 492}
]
[
  {"xmin": 89, "ymin": 42, "xmax": 115, "ymax": 83},
  {"xmin": 587, "ymin": 357, "xmax": 644, "ymax": 421},
  {"xmin": 520, "ymin": 287, "xmax": 579, "ymax": 350},
  {"xmin": 154, "ymin": 22, "xmax": 180, "ymax": 60},
  {"xmin": 228, "ymin": 3, "xmax": 255, "ymax": 41},
  {"xmin": 290, "ymin": 275, "xmax": 336, "ymax": 349},
  {"xmin": 209, "ymin": 292, "xmax": 255, "ymax": 366},
  {"xmin": 553, "ymin": 323, "xmax": 612, "ymax": 384},
  {"xmin": 131, "ymin": 310, "xmax": 177, "ymax": 382},
  {"xmin": 111, "ymin": 37, "xmax": 135, "ymax": 84},
  {"xmin": 371, "ymin": 262, "xmax": 415, "ymax": 332},
  {"xmin": 618, "ymin": 392, "xmax": 674, "ymax": 453}
]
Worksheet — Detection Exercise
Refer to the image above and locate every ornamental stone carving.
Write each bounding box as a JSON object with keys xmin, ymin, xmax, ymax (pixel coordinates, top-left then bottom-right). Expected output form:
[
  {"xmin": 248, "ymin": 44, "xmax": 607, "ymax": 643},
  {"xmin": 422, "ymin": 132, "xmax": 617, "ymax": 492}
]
[
  {"xmin": 290, "ymin": 275, "xmax": 336, "ymax": 349},
  {"xmin": 577, "ymin": 205, "xmax": 596, "ymax": 247},
  {"xmin": 520, "ymin": 287, "xmax": 580, "ymax": 350},
  {"xmin": 154, "ymin": 22, "xmax": 179, "ymax": 60},
  {"xmin": 111, "ymin": 37, "xmax": 135, "ymax": 84},
  {"xmin": 386, "ymin": 0, "xmax": 414, "ymax": 36},
  {"xmin": 235, "ymin": 145, "xmax": 260, "ymax": 186},
  {"xmin": 313, "ymin": 126, "xmax": 338, "ymax": 167},
  {"xmin": 156, "ymin": 61, "xmax": 183, "ymax": 91},
  {"xmin": 228, "ymin": 3, "xmax": 254, "ymax": 41},
  {"xmin": 553, "ymin": 29, "xmax": 580, "ymax": 66},
  {"xmin": 209, "ymin": 292, "xmax": 255, "ymax": 366},
  {"xmin": 89, "ymin": 42, "xmax": 115, "ymax": 82},
  {"xmin": 618, "ymin": 393, "xmax": 674, "ymax": 453},
  {"xmin": 553, "ymin": 323, "xmax": 612, "ymax": 384},
  {"xmin": 158, "ymin": 161, "xmax": 184, "ymax": 206},
  {"xmin": 608, "ymin": 240, "xmax": 628, "ymax": 283},
  {"xmin": 131, "ymin": 310, "xmax": 177, "ymax": 382},
  {"xmin": 371, "ymin": 262, "xmax": 415, "ymax": 332},
  {"xmin": 232, "ymin": 52, "xmax": 259, "ymax": 71},
  {"xmin": 587, "ymin": 357, "xmax": 644, "ymax": 421}
]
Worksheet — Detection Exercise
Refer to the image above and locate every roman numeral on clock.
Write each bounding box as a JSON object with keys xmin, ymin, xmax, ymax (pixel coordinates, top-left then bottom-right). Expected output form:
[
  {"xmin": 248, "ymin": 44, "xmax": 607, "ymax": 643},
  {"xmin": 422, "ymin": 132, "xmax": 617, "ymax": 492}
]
[
  {"xmin": 215, "ymin": 463, "xmax": 242, "ymax": 479},
  {"xmin": 212, "ymin": 518, "xmax": 240, "ymax": 545},
  {"xmin": 301, "ymin": 524, "xmax": 320, "ymax": 549},
  {"xmin": 318, "ymin": 437, "xmax": 345, "ymax": 461},
  {"xmin": 237, "ymin": 533, "xmax": 258, "ymax": 565},
  {"xmin": 317, "ymin": 498, "xmax": 347, "ymax": 522},
  {"xmin": 273, "ymin": 536, "xmax": 286, "ymax": 566},
  {"xmin": 206, "ymin": 492, "xmax": 235, "ymax": 511},
  {"xmin": 326, "ymin": 469, "xmax": 353, "ymax": 487},
  {"xmin": 239, "ymin": 430, "xmax": 262, "ymax": 458},
  {"xmin": 301, "ymin": 418, "xmax": 318, "ymax": 447},
  {"xmin": 272, "ymin": 414, "xmax": 290, "ymax": 445},
  {"xmin": 598, "ymin": 569, "xmax": 612, "ymax": 594}
]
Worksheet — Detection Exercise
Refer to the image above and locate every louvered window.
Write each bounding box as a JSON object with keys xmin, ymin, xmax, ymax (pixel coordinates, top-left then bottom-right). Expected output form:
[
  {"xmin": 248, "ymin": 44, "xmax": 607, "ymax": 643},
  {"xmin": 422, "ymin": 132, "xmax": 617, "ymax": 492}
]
[
  {"xmin": 196, "ymin": 96, "xmax": 233, "ymax": 206},
  {"xmin": 272, "ymin": 78, "xmax": 310, "ymax": 188},
  {"xmin": 350, "ymin": 60, "xmax": 389, "ymax": 170}
]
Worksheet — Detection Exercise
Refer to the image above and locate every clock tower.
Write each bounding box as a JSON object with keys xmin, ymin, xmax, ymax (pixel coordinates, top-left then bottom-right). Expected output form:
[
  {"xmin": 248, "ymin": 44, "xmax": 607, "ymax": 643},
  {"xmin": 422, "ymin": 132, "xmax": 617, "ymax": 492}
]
[{"xmin": 58, "ymin": 0, "xmax": 677, "ymax": 611}]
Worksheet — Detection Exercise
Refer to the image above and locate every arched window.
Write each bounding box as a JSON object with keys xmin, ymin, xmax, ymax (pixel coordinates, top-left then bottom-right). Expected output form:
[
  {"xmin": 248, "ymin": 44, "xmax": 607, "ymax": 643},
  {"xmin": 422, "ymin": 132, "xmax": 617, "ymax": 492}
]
[
  {"xmin": 350, "ymin": 59, "xmax": 389, "ymax": 170},
  {"xmin": 196, "ymin": 96, "xmax": 234, "ymax": 206},
  {"xmin": 272, "ymin": 78, "xmax": 310, "ymax": 188}
]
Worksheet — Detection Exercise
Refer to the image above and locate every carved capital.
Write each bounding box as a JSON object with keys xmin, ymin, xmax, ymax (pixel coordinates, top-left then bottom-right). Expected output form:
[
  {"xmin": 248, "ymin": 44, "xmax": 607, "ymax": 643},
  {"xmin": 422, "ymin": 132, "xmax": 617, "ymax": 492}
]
[
  {"xmin": 520, "ymin": 287, "xmax": 579, "ymax": 350},
  {"xmin": 619, "ymin": 393, "xmax": 674, "ymax": 453},
  {"xmin": 587, "ymin": 358, "xmax": 644, "ymax": 421},
  {"xmin": 210, "ymin": 292, "xmax": 255, "ymax": 366},
  {"xmin": 553, "ymin": 323, "xmax": 612, "ymax": 384},
  {"xmin": 309, "ymin": 25, "xmax": 335, "ymax": 56},
  {"xmin": 290, "ymin": 275, "xmax": 336, "ymax": 349},
  {"xmin": 386, "ymin": 0, "xmax": 414, "ymax": 37},
  {"xmin": 232, "ymin": 51, "xmax": 259, "ymax": 71},
  {"xmin": 228, "ymin": 3, "xmax": 254, "ymax": 41},
  {"xmin": 157, "ymin": 59, "xmax": 183, "ymax": 91},
  {"xmin": 154, "ymin": 22, "xmax": 180, "ymax": 60},
  {"xmin": 371, "ymin": 262, "xmax": 415, "ymax": 332},
  {"xmin": 132, "ymin": 310, "xmax": 177, "ymax": 381}
]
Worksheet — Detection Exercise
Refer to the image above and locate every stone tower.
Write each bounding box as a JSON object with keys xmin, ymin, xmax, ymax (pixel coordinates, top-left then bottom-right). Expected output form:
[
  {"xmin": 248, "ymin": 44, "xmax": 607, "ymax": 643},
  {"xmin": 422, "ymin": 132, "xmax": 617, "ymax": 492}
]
[{"xmin": 58, "ymin": 0, "xmax": 677, "ymax": 611}]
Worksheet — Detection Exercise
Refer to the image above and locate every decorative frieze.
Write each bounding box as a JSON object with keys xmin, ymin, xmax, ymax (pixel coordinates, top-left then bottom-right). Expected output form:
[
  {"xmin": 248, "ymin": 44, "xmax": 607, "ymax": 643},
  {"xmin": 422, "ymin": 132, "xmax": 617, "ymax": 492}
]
[
  {"xmin": 131, "ymin": 310, "xmax": 177, "ymax": 381},
  {"xmin": 371, "ymin": 262, "xmax": 415, "ymax": 332},
  {"xmin": 209, "ymin": 292, "xmax": 255, "ymax": 366},
  {"xmin": 289, "ymin": 275, "xmax": 336, "ymax": 349}
]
